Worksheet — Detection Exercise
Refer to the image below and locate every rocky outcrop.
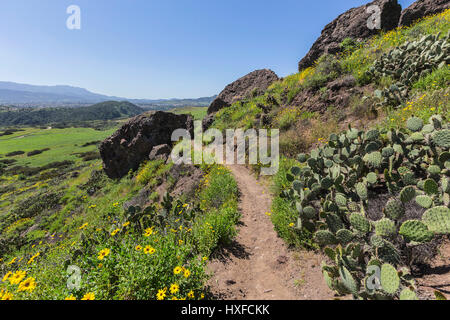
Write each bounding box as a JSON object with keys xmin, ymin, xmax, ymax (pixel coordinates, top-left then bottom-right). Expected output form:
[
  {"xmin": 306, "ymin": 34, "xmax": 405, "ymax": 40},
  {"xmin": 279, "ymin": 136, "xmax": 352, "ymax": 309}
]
[
  {"xmin": 100, "ymin": 111, "xmax": 193, "ymax": 179},
  {"xmin": 201, "ymin": 113, "xmax": 216, "ymax": 131},
  {"xmin": 399, "ymin": 0, "xmax": 450, "ymax": 27},
  {"xmin": 123, "ymin": 164, "xmax": 204, "ymax": 209},
  {"xmin": 298, "ymin": 0, "xmax": 402, "ymax": 71},
  {"xmin": 149, "ymin": 144, "xmax": 171, "ymax": 162},
  {"xmin": 207, "ymin": 69, "xmax": 279, "ymax": 115},
  {"xmin": 291, "ymin": 75, "xmax": 362, "ymax": 113}
]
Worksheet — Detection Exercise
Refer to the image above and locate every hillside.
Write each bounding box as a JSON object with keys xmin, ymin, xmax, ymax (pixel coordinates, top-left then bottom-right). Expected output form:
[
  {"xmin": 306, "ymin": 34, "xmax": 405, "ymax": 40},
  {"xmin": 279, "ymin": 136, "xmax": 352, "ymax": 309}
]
[
  {"xmin": 0, "ymin": 101, "xmax": 144, "ymax": 126},
  {"xmin": 206, "ymin": 6, "xmax": 450, "ymax": 300},
  {"xmin": 0, "ymin": 0, "xmax": 449, "ymax": 303}
]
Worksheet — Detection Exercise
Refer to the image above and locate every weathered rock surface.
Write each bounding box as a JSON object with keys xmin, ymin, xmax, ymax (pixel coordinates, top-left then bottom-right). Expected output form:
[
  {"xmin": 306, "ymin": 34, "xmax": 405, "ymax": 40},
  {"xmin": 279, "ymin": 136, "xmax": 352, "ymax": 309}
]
[
  {"xmin": 169, "ymin": 164, "xmax": 204, "ymax": 199},
  {"xmin": 399, "ymin": 0, "xmax": 450, "ymax": 27},
  {"xmin": 202, "ymin": 113, "xmax": 216, "ymax": 131},
  {"xmin": 123, "ymin": 164, "xmax": 204, "ymax": 209},
  {"xmin": 207, "ymin": 69, "xmax": 279, "ymax": 115},
  {"xmin": 100, "ymin": 111, "xmax": 193, "ymax": 179},
  {"xmin": 298, "ymin": 0, "xmax": 402, "ymax": 71},
  {"xmin": 291, "ymin": 75, "xmax": 362, "ymax": 113},
  {"xmin": 149, "ymin": 144, "xmax": 171, "ymax": 162}
]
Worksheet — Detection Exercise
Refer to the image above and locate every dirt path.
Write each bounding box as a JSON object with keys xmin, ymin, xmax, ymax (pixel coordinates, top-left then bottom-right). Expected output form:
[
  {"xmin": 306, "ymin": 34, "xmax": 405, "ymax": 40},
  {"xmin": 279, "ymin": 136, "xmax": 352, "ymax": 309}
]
[{"xmin": 207, "ymin": 165, "xmax": 335, "ymax": 300}]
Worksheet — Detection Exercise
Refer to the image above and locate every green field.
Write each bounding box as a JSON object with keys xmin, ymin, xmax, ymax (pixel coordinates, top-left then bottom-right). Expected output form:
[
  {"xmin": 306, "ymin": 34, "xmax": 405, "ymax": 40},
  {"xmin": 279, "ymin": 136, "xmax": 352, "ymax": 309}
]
[
  {"xmin": 171, "ymin": 106, "xmax": 207, "ymax": 120},
  {"xmin": 0, "ymin": 127, "xmax": 116, "ymax": 167}
]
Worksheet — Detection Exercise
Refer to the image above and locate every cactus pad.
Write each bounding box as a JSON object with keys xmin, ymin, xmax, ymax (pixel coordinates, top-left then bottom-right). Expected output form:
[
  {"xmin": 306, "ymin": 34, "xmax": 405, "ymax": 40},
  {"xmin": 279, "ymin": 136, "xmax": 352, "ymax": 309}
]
[
  {"xmin": 350, "ymin": 213, "xmax": 371, "ymax": 233},
  {"xmin": 375, "ymin": 218, "xmax": 397, "ymax": 238},
  {"xmin": 380, "ymin": 263, "xmax": 400, "ymax": 295},
  {"xmin": 399, "ymin": 220, "xmax": 434, "ymax": 243},
  {"xmin": 339, "ymin": 265, "xmax": 359, "ymax": 295},
  {"xmin": 356, "ymin": 182, "xmax": 368, "ymax": 201},
  {"xmin": 363, "ymin": 151, "xmax": 382, "ymax": 168},
  {"xmin": 422, "ymin": 206, "xmax": 450, "ymax": 234},
  {"xmin": 314, "ymin": 230, "xmax": 338, "ymax": 246},
  {"xmin": 415, "ymin": 195, "xmax": 433, "ymax": 209},
  {"xmin": 432, "ymin": 129, "xmax": 450, "ymax": 149},
  {"xmin": 384, "ymin": 198, "xmax": 405, "ymax": 220},
  {"xmin": 406, "ymin": 117, "xmax": 424, "ymax": 132},
  {"xmin": 336, "ymin": 229, "xmax": 354, "ymax": 244},
  {"xmin": 399, "ymin": 288, "xmax": 418, "ymax": 300},
  {"xmin": 400, "ymin": 186, "xmax": 416, "ymax": 203}
]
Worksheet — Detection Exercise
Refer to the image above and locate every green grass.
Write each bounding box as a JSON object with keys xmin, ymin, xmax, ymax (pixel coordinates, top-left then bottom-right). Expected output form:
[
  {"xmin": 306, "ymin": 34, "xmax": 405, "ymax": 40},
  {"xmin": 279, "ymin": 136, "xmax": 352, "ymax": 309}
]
[
  {"xmin": 171, "ymin": 106, "xmax": 208, "ymax": 121},
  {"xmin": 269, "ymin": 157, "xmax": 316, "ymax": 248},
  {"xmin": 0, "ymin": 127, "xmax": 116, "ymax": 167},
  {"xmin": 0, "ymin": 155, "xmax": 240, "ymax": 300}
]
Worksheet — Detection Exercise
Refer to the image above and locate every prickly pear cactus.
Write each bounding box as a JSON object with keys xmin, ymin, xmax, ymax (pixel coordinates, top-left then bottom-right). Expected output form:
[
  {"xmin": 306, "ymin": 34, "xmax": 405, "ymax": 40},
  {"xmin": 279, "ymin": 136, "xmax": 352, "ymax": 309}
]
[
  {"xmin": 367, "ymin": 32, "xmax": 450, "ymax": 106},
  {"xmin": 285, "ymin": 115, "xmax": 450, "ymax": 300}
]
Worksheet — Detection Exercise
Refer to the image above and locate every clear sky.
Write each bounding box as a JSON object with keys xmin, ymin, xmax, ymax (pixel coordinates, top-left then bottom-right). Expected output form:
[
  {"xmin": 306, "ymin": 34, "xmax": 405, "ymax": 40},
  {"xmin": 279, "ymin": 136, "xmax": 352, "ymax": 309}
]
[{"xmin": 0, "ymin": 0, "xmax": 415, "ymax": 99}]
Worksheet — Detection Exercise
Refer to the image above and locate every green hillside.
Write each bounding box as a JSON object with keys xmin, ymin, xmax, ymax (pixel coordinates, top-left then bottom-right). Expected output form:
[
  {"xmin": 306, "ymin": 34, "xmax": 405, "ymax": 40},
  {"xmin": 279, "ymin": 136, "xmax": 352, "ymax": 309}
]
[{"xmin": 0, "ymin": 101, "xmax": 144, "ymax": 126}]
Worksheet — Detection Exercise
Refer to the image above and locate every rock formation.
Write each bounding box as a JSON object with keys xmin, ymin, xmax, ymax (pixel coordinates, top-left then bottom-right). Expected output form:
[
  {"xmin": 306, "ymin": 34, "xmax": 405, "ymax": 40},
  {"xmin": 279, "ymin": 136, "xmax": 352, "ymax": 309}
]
[
  {"xmin": 207, "ymin": 69, "xmax": 279, "ymax": 115},
  {"xmin": 100, "ymin": 111, "xmax": 193, "ymax": 179},
  {"xmin": 298, "ymin": 0, "xmax": 402, "ymax": 71},
  {"xmin": 399, "ymin": 0, "xmax": 450, "ymax": 27}
]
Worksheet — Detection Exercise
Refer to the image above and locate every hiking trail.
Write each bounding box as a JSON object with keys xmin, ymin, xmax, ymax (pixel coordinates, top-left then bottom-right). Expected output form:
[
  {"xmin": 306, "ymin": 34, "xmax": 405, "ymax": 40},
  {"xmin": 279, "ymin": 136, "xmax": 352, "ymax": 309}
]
[{"xmin": 207, "ymin": 164, "xmax": 335, "ymax": 300}]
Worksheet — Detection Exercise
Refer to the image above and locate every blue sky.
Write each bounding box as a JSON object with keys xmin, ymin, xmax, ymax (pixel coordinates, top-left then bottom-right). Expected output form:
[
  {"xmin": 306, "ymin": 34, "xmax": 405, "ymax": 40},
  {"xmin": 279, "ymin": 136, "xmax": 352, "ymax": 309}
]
[{"xmin": 0, "ymin": 0, "xmax": 415, "ymax": 99}]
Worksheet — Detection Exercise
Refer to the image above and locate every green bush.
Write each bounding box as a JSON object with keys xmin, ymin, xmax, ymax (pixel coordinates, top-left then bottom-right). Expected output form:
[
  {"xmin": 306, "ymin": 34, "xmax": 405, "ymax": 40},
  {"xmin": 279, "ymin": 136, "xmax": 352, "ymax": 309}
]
[{"xmin": 413, "ymin": 65, "xmax": 450, "ymax": 91}]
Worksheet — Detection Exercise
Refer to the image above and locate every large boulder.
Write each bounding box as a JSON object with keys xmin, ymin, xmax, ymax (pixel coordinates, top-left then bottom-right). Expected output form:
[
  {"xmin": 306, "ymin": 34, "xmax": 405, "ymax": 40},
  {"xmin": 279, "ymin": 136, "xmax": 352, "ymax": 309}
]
[
  {"xmin": 207, "ymin": 69, "xmax": 279, "ymax": 115},
  {"xmin": 399, "ymin": 0, "xmax": 450, "ymax": 27},
  {"xmin": 100, "ymin": 111, "xmax": 193, "ymax": 179},
  {"xmin": 298, "ymin": 0, "xmax": 402, "ymax": 71}
]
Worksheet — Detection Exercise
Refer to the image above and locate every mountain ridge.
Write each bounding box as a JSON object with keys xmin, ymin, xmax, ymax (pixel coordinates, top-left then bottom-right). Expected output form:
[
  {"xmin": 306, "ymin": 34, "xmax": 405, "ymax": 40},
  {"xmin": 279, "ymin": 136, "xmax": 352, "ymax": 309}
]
[
  {"xmin": 0, "ymin": 101, "xmax": 145, "ymax": 126},
  {"xmin": 0, "ymin": 81, "xmax": 216, "ymax": 107}
]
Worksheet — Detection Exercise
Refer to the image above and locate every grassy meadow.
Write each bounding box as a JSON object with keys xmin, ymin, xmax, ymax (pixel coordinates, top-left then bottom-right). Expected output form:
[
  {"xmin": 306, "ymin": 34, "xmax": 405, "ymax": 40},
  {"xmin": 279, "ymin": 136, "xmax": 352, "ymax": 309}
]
[
  {"xmin": 0, "ymin": 127, "xmax": 116, "ymax": 167},
  {"xmin": 171, "ymin": 106, "xmax": 208, "ymax": 121}
]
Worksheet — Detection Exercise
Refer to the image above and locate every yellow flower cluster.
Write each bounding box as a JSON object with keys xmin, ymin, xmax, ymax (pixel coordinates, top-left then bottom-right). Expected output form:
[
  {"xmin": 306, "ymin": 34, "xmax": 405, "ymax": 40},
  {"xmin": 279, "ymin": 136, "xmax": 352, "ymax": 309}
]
[
  {"xmin": 1, "ymin": 270, "xmax": 37, "ymax": 298},
  {"xmin": 98, "ymin": 248, "xmax": 111, "ymax": 260}
]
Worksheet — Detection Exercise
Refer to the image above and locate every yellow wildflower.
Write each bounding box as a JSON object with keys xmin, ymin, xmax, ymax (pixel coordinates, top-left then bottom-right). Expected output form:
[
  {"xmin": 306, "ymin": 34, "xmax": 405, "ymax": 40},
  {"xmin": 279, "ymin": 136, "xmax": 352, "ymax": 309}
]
[
  {"xmin": 98, "ymin": 248, "xmax": 111, "ymax": 260},
  {"xmin": 143, "ymin": 246, "xmax": 155, "ymax": 255},
  {"xmin": 144, "ymin": 227, "xmax": 153, "ymax": 237},
  {"xmin": 173, "ymin": 266, "xmax": 182, "ymax": 275},
  {"xmin": 2, "ymin": 272, "xmax": 12, "ymax": 282},
  {"xmin": 18, "ymin": 277, "xmax": 36, "ymax": 292},
  {"xmin": 9, "ymin": 270, "xmax": 26, "ymax": 285},
  {"xmin": 79, "ymin": 223, "xmax": 88, "ymax": 230},
  {"xmin": 81, "ymin": 292, "xmax": 95, "ymax": 300},
  {"xmin": 1, "ymin": 291, "xmax": 13, "ymax": 300},
  {"xmin": 156, "ymin": 289, "xmax": 166, "ymax": 300},
  {"xmin": 170, "ymin": 283, "xmax": 179, "ymax": 294}
]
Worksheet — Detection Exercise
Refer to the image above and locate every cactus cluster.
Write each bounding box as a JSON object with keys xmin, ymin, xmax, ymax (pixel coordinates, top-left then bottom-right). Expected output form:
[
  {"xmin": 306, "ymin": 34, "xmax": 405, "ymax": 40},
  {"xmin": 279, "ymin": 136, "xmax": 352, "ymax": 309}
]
[
  {"xmin": 367, "ymin": 32, "xmax": 450, "ymax": 106},
  {"xmin": 284, "ymin": 115, "xmax": 449, "ymax": 299}
]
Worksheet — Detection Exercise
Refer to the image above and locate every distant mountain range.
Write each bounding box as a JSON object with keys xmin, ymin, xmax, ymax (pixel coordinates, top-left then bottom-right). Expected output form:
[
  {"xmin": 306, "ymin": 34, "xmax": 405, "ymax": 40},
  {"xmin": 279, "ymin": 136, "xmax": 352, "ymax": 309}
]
[{"xmin": 0, "ymin": 81, "xmax": 216, "ymax": 108}]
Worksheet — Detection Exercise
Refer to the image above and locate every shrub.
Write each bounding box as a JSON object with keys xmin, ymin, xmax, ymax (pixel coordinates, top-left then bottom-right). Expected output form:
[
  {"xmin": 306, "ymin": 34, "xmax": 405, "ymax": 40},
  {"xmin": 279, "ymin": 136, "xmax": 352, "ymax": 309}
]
[{"xmin": 412, "ymin": 65, "xmax": 450, "ymax": 91}]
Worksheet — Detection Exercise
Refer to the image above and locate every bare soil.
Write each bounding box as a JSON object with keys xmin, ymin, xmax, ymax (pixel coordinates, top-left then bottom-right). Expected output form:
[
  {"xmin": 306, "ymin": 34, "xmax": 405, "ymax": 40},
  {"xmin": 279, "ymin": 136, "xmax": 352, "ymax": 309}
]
[
  {"xmin": 416, "ymin": 240, "xmax": 450, "ymax": 300},
  {"xmin": 206, "ymin": 165, "xmax": 336, "ymax": 300}
]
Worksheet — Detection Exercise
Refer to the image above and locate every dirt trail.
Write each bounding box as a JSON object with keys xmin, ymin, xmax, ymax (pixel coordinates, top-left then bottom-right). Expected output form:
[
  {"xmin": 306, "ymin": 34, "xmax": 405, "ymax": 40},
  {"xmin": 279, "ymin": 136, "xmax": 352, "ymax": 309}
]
[{"xmin": 207, "ymin": 165, "xmax": 335, "ymax": 300}]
